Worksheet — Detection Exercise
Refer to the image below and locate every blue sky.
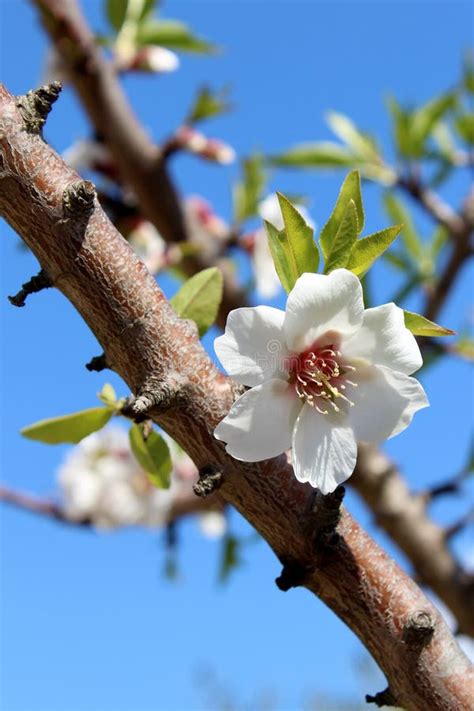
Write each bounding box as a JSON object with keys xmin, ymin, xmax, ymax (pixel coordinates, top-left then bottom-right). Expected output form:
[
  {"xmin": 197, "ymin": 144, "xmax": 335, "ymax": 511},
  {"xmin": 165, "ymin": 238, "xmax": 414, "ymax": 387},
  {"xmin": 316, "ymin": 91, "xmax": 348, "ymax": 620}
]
[{"xmin": 1, "ymin": 1, "xmax": 473, "ymax": 709}]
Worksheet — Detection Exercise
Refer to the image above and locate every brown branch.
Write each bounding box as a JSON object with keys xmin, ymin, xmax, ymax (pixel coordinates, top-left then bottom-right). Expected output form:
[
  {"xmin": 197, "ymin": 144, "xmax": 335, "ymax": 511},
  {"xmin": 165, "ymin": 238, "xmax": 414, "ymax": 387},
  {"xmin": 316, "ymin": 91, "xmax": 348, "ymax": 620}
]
[
  {"xmin": 352, "ymin": 445, "xmax": 474, "ymax": 636},
  {"xmin": 31, "ymin": 0, "xmax": 246, "ymax": 326},
  {"xmin": 0, "ymin": 483, "xmax": 220, "ymax": 528},
  {"xmin": 397, "ymin": 176, "xmax": 473, "ymax": 322},
  {"xmin": 1, "ymin": 83, "xmax": 472, "ymax": 710},
  {"xmin": 397, "ymin": 174, "xmax": 471, "ymax": 242}
]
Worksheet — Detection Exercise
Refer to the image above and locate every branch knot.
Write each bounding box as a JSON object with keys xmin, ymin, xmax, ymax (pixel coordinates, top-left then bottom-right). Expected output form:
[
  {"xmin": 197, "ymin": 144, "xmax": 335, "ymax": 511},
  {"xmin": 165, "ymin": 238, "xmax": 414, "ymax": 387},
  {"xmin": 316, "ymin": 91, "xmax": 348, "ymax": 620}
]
[
  {"xmin": 8, "ymin": 268, "xmax": 52, "ymax": 307},
  {"xmin": 63, "ymin": 180, "xmax": 96, "ymax": 216},
  {"xmin": 16, "ymin": 82, "xmax": 62, "ymax": 133},
  {"xmin": 193, "ymin": 465, "xmax": 223, "ymax": 498}
]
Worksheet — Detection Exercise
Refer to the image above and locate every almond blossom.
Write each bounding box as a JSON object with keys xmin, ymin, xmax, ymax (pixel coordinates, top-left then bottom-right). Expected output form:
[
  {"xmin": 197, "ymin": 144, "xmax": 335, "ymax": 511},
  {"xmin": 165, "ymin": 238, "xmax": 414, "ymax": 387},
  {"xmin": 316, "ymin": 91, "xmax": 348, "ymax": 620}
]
[
  {"xmin": 214, "ymin": 269, "xmax": 428, "ymax": 494},
  {"xmin": 58, "ymin": 426, "xmax": 226, "ymax": 536}
]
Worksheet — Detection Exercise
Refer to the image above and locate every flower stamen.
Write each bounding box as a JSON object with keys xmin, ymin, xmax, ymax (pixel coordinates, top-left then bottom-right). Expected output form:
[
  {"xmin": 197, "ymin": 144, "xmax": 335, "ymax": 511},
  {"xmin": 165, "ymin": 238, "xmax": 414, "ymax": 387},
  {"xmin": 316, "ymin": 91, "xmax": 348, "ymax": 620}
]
[{"xmin": 288, "ymin": 343, "xmax": 357, "ymax": 413}]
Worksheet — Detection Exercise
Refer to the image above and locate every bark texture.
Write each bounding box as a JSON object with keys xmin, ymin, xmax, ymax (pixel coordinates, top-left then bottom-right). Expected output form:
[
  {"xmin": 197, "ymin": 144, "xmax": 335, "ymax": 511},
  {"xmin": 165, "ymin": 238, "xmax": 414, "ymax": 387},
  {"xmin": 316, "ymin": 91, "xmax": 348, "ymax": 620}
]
[{"xmin": 1, "ymin": 84, "xmax": 472, "ymax": 710}]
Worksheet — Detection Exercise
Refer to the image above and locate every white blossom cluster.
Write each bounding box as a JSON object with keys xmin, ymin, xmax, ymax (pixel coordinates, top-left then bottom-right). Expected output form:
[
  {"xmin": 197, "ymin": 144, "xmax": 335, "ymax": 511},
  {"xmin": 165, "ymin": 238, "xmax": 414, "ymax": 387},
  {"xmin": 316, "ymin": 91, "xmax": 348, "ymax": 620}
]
[{"xmin": 58, "ymin": 426, "xmax": 225, "ymax": 536}]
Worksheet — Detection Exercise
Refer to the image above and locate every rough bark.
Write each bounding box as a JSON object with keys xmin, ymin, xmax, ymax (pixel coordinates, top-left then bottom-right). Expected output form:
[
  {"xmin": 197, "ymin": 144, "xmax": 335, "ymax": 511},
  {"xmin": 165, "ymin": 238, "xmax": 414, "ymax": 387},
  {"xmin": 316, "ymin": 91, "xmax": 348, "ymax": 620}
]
[{"xmin": 1, "ymin": 84, "xmax": 472, "ymax": 710}]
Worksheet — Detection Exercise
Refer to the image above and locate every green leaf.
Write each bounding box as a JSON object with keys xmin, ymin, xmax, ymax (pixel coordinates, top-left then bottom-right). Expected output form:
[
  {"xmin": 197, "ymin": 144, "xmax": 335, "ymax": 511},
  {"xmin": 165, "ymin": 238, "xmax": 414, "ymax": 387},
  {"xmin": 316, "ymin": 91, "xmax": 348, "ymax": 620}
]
[
  {"xmin": 129, "ymin": 424, "xmax": 172, "ymax": 488},
  {"xmin": 386, "ymin": 95, "xmax": 415, "ymax": 157},
  {"xmin": 264, "ymin": 195, "xmax": 319, "ymax": 293},
  {"xmin": 430, "ymin": 225, "xmax": 448, "ymax": 260},
  {"xmin": 412, "ymin": 92, "xmax": 456, "ymax": 150},
  {"xmin": 326, "ymin": 111, "xmax": 380, "ymax": 161},
  {"xmin": 455, "ymin": 113, "xmax": 474, "ymax": 145},
  {"xmin": 383, "ymin": 194, "xmax": 423, "ymax": 262},
  {"xmin": 136, "ymin": 19, "xmax": 217, "ymax": 53},
  {"xmin": 404, "ymin": 310, "xmax": 455, "ymax": 337},
  {"xmin": 323, "ymin": 199, "xmax": 359, "ymax": 273},
  {"xmin": 233, "ymin": 154, "xmax": 265, "ymax": 223},
  {"xmin": 97, "ymin": 383, "xmax": 117, "ymax": 408},
  {"xmin": 186, "ymin": 85, "xmax": 232, "ymax": 125},
  {"xmin": 106, "ymin": 0, "xmax": 128, "ymax": 31},
  {"xmin": 170, "ymin": 267, "xmax": 223, "ymax": 336},
  {"xmin": 270, "ymin": 142, "xmax": 358, "ymax": 169},
  {"xmin": 21, "ymin": 407, "xmax": 113, "ymax": 445},
  {"xmin": 347, "ymin": 224, "xmax": 402, "ymax": 276},
  {"xmin": 452, "ymin": 336, "xmax": 474, "ymax": 362},
  {"xmin": 219, "ymin": 534, "xmax": 241, "ymax": 583},
  {"xmin": 463, "ymin": 52, "xmax": 474, "ymax": 94},
  {"xmin": 319, "ymin": 171, "xmax": 364, "ymax": 261}
]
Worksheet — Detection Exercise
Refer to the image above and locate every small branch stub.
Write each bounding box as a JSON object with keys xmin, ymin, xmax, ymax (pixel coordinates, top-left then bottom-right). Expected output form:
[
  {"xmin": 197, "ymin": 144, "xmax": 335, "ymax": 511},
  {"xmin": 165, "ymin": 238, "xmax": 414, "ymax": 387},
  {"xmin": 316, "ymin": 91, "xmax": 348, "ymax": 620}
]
[
  {"xmin": 193, "ymin": 465, "xmax": 223, "ymax": 498},
  {"xmin": 8, "ymin": 269, "xmax": 52, "ymax": 307},
  {"xmin": 402, "ymin": 610, "xmax": 435, "ymax": 647},
  {"xmin": 16, "ymin": 81, "xmax": 62, "ymax": 133},
  {"xmin": 311, "ymin": 485, "xmax": 346, "ymax": 550},
  {"xmin": 365, "ymin": 687, "xmax": 397, "ymax": 708},
  {"xmin": 122, "ymin": 374, "xmax": 188, "ymax": 422},
  {"xmin": 63, "ymin": 180, "xmax": 96, "ymax": 217},
  {"xmin": 85, "ymin": 353, "xmax": 108, "ymax": 372},
  {"xmin": 275, "ymin": 557, "xmax": 308, "ymax": 592}
]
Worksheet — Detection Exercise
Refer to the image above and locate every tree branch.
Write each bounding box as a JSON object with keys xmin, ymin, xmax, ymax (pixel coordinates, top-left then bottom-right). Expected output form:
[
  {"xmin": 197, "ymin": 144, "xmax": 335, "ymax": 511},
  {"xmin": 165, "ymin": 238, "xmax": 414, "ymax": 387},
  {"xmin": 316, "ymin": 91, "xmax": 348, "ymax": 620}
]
[
  {"xmin": 0, "ymin": 483, "xmax": 220, "ymax": 528},
  {"xmin": 31, "ymin": 0, "xmax": 246, "ymax": 325},
  {"xmin": 34, "ymin": 3, "xmax": 474, "ymax": 628},
  {"xmin": 353, "ymin": 445, "xmax": 474, "ymax": 636},
  {"xmin": 1, "ymin": 83, "xmax": 471, "ymax": 710}
]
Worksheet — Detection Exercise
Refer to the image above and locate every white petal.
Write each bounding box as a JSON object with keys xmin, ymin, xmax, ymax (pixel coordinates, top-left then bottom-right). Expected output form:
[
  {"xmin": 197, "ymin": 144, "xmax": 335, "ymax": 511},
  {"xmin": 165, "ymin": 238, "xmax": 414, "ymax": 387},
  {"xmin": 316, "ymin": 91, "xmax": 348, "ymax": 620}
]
[
  {"xmin": 258, "ymin": 193, "xmax": 315, "ymax": 231},
  {"xmin": 349, "ymin": 365, "xmax": 429, "ymax": 442},
  {"xmin": 252, "ymin": 228, "xmax": 281, "ymax": 299},
  {"xmin": 342, "ymin": 303, "xmax": 422, "ymax": 375},
  {"xmin": 214, "ymin": 379, "xmax": 301, "ymax": 461},
  {"xmin": 291, "ymin": 405, "xmax": 357, "ymax": 494},
  {"xmin": 284, "ymin": 270, "xmax": 364, "ymax": 353},
  {"xmin": 215, "ymin": 306, "xmax": 289, "ymax": 386}
]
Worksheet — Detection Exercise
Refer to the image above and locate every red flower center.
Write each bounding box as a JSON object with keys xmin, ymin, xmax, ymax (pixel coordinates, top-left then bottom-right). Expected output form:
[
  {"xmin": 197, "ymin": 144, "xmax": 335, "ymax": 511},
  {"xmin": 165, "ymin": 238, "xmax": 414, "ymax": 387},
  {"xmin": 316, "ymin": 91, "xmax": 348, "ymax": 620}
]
[{"xmin": 288, "ymin": 344, "xmax": 357, "ymax": 414}]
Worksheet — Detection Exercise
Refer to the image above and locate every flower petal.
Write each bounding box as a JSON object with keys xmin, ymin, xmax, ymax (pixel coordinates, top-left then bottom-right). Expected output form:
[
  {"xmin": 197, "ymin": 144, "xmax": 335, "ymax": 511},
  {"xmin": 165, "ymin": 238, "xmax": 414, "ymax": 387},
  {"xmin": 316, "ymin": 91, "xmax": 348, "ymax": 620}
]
[
  {"xmin": 284, "ymin": 270, "xmax": 364, "ymax": 353},
  {"xmin": 342, "ymin": 303, "xmax": 422, "ymax": 374},
  {"xmin": 214, "ymin": 379, "xmax": 301, "ymax": 461},
  {"xmin": 215, "ymin": 306, "xmax": 289, "ymax": 386},
  {"xmin": 348, "ymin": 365, "xmax": 429, "ymax": 442},
  {"xmin": 291, "ymin": 405, "xmax": 358, "ymax": 494}
]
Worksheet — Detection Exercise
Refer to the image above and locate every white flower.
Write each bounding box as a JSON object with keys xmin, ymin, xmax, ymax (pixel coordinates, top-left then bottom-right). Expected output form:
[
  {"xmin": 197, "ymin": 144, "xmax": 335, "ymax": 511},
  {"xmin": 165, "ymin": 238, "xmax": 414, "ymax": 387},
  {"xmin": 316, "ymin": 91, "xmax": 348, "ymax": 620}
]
[
  {"xmin": 214, "ymin": 269, "xmax": 428, "ymax": 494},
  {"xmin": 198, "ymin": 511, "xmax": 227, "ymax": 538},
  {"xmin": 252, "ymin": 194, "xmax": 314, "ymax": 299},
  {"xmin": 127, "ymin": 219, "xmax": 166, "ymax": 273}
]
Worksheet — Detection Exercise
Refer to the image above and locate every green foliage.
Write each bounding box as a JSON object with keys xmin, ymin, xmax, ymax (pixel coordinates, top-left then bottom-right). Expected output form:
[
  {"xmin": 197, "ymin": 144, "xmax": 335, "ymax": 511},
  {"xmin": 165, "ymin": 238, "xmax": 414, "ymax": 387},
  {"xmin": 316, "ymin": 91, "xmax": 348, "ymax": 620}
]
[
  {"xmin": 171, "ymin": 267, "xmax": 224, "ymax": 336},
  {"xmin": 129, "ymin": 424, "xmax": 172, "ymax": 488},
  {"xmin": 270, "ymin": 141, "xmax": 357, "ymax": 169},
  {"xmin": 452, "ymin": 336, "xmax": 474, "ymax": 362},
  {"xmin": 265, "ymin": 194, "xmax": 319, "ymax": 293},
  {"xmin": 233, "ymin": 154, "xmax": 266, "ymax": 223},
  {"xmin": 346, "ymin": 225, "xmax": 402, "ymax": 277},
  {"xmin": 455, "ymin": 113, "xmax": 474, "ymax": 144},
  {"xmin": 326, "ymin": 111, "xmax": 380, "ymax": 162},
  {"xmin": 319, "ymin": 170, "xmax": 364, "ymax": 262},
  {"xmin": 136, "ymin": 19, "xmax": 216, "ymax": 53},
  {"xmin": 186, "ymin": 85, "xmax": 232, "ymax": 125},
  {"xmin": 21, "ymin": 407, "xmax": 113, "ymax": 445},
  {"xmin": 404, "ymin": 310, "xmax": 455, "ymax": 337},
  {"xmin": 219, "ymin": 534, "xmax": 241, "ymax": 583},
  {"xmin": 323, "ymin": 199, "xmax": 359, "ymax": 274},
  {"xmin": 383, "ymin": 194, "xmax": 423, "ymax": 261},
  {"xmin": 97, "ymin": 383, "xmax": 125, "ymax": 410},
  {"xmin": 106, "ymin": 0, "xmax": 156, "ymax": 32},
  {"xmin": 388, "ymin": 92, "xmax": 456, "ymax": 158}
]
